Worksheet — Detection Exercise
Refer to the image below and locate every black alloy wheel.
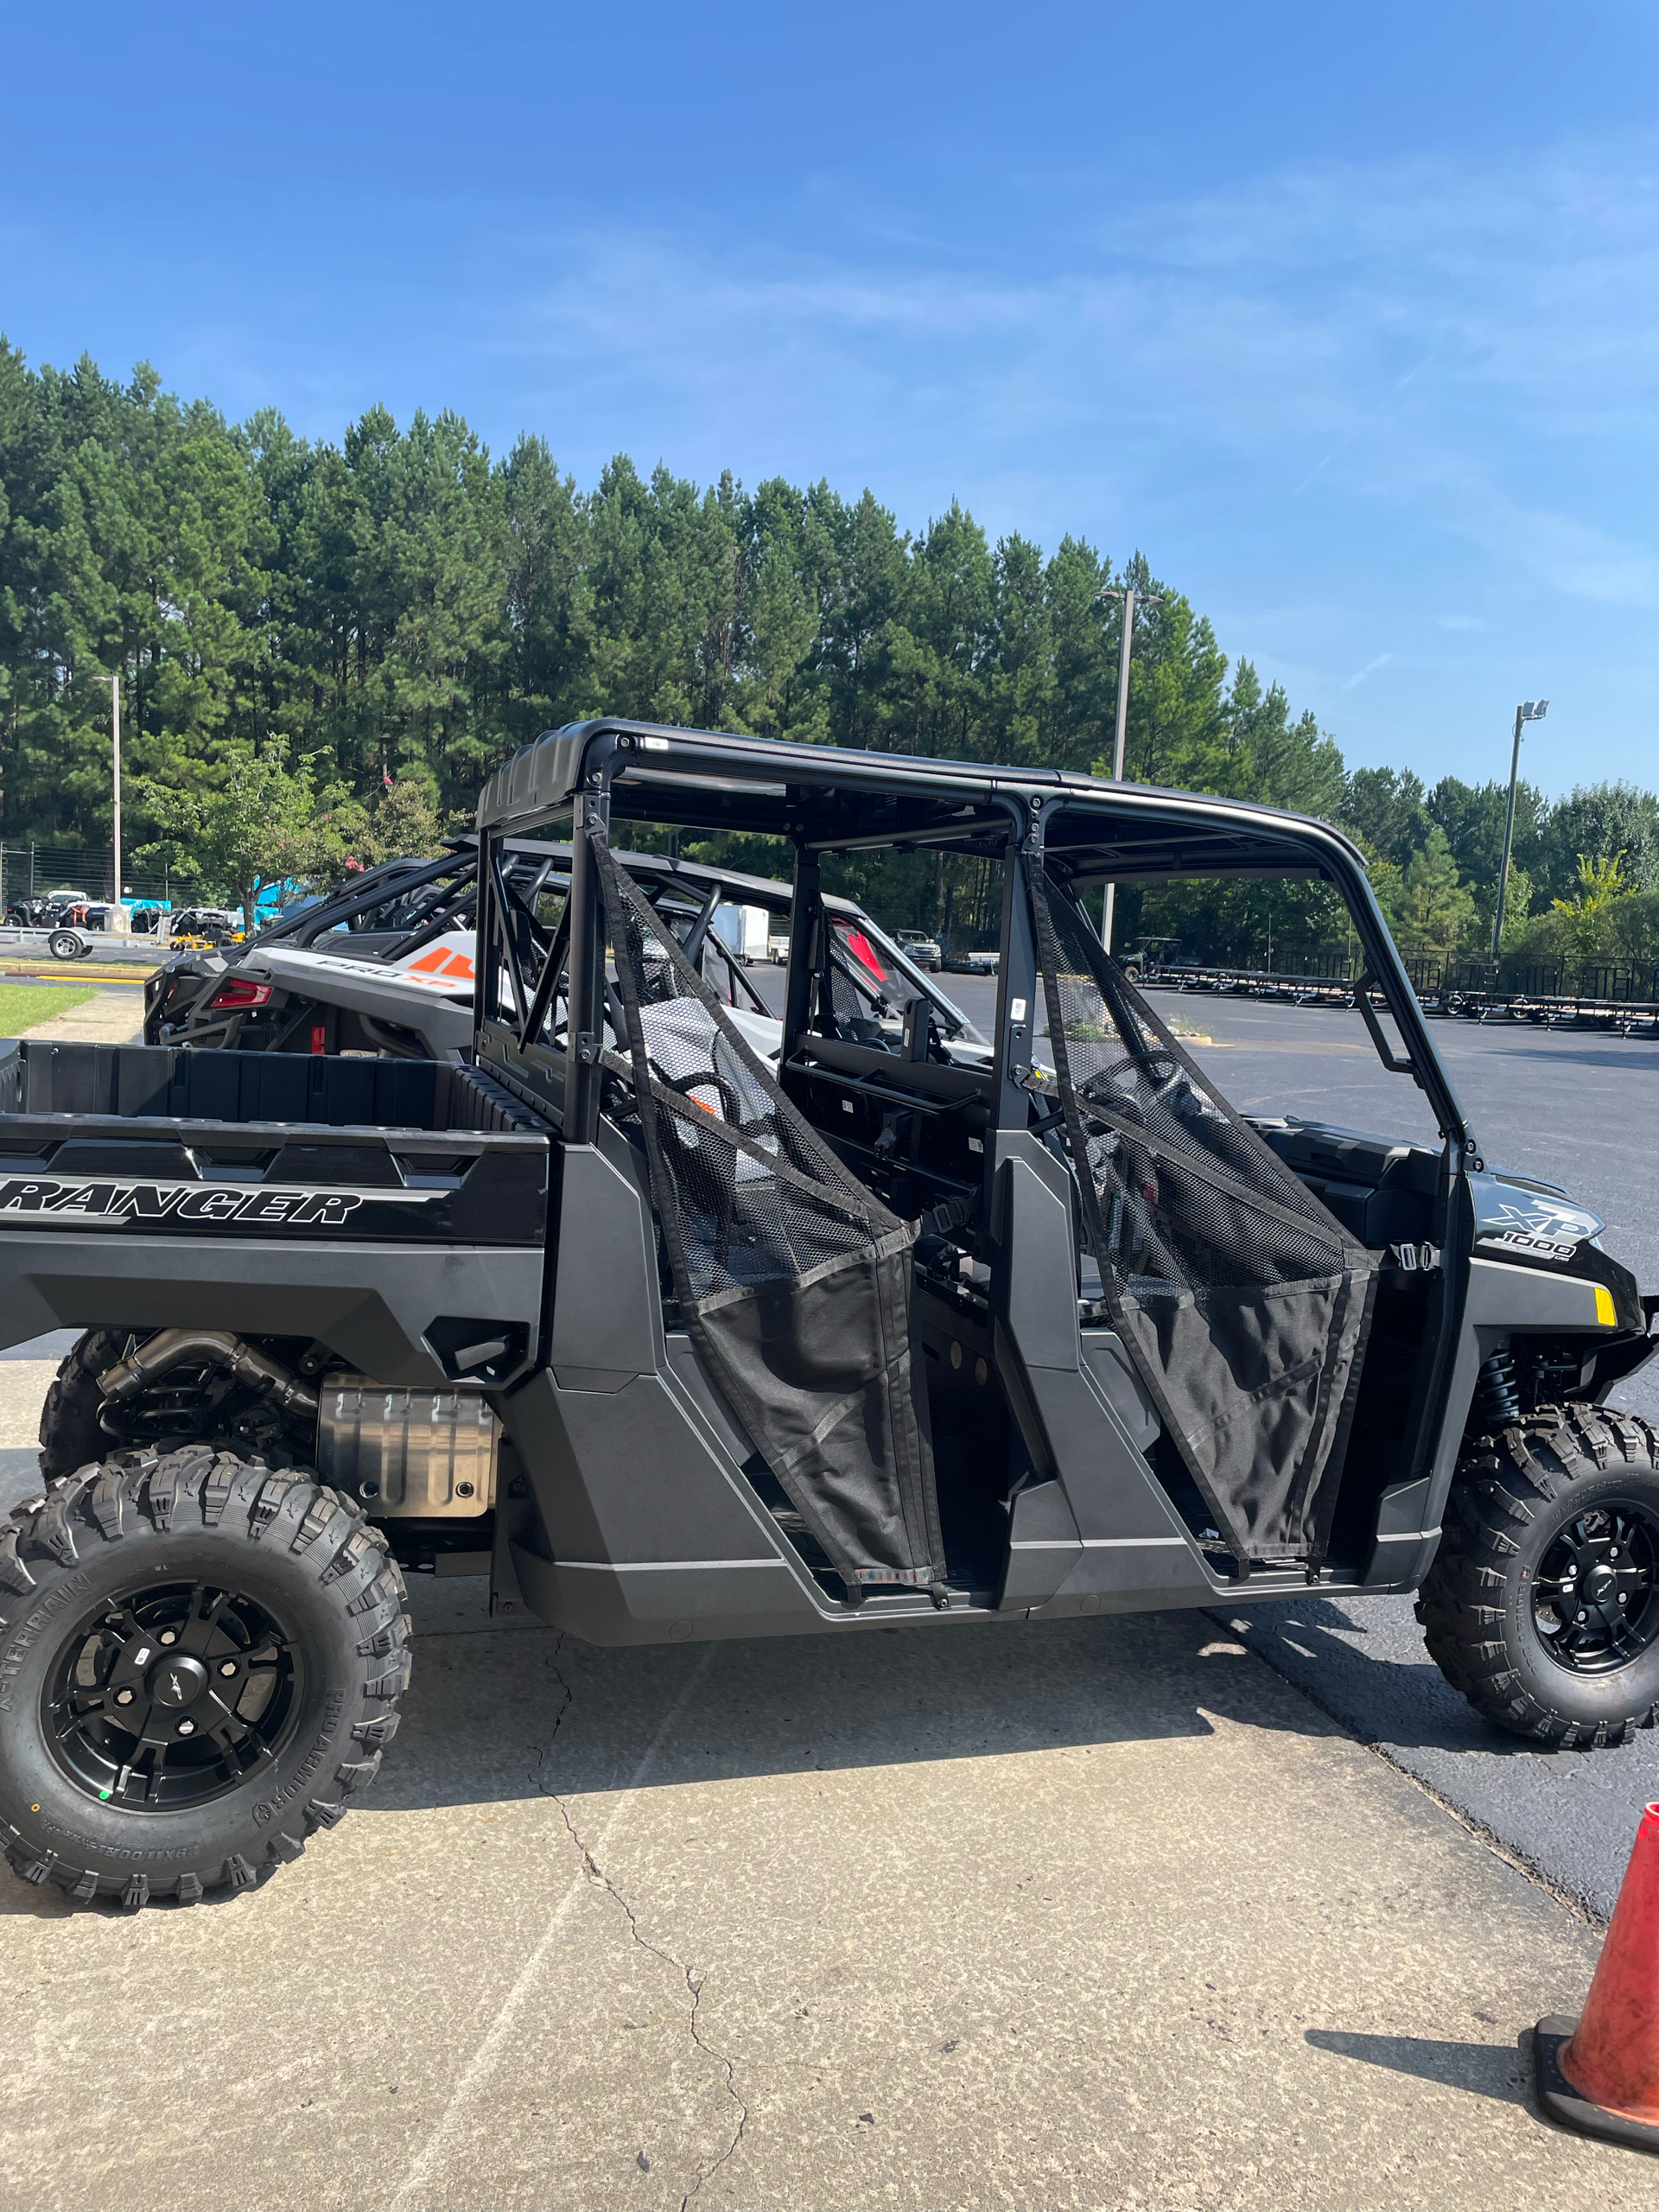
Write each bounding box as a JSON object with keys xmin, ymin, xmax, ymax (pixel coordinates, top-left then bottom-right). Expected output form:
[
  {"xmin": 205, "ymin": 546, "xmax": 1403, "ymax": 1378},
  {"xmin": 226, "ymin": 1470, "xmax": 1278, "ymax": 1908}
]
[
  {"xmin": 0, "ymin": 1447, "xmax": 410, "ymax": 1905},
  {"xmin": 47, "ymin": 1577, "xmax": 302, "ymax": 1814},
  {"xmin": 1419, "ymin": 1406, "xmax": 1659, "ymax": 1748},
  {"xmin": 1530, "ymin": 1502, "xmax": 1659, "ymax": 1675}
]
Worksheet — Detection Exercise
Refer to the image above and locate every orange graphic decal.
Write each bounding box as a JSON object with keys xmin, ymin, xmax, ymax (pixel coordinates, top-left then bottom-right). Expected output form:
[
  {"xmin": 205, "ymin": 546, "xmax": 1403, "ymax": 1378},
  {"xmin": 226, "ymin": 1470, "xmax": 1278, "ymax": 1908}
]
[{"xmin": 406, "ymin": 945, "xmax": 475, "ymax": 982}]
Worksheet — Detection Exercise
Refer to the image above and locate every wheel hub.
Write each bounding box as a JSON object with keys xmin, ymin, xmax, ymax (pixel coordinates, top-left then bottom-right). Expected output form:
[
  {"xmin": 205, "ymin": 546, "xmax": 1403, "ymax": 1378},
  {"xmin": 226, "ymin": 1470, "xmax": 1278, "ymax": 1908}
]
[
  {"xmin": 44, "ymin": 1578, "xmax": 302, "ymax": 1811},
  {"xmin": 1532, "ymin": 1502, "xmax": 1659, "ymax": 1675},
  {"xmin": 148, "ymin": 1654, "xmax": 208, "ymax": 1709}
]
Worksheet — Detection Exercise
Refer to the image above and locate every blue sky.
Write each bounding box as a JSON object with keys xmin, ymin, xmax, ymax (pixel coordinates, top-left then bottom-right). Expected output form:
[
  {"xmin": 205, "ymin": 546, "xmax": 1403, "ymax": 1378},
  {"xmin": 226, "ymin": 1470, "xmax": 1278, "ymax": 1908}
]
[{"xmin": 7, "ymin": 1, "xmax": 1657, "ymax": 796}]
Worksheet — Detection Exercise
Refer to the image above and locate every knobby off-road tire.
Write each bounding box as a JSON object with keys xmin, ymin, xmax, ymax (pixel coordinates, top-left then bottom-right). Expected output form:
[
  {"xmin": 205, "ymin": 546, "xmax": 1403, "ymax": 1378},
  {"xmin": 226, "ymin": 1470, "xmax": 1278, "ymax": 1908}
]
[
  {"xmin": 0, "ymin": 1447, "xmax": 410, "ymax": 1905},
  {"xmin": 1418, "ymin": 1405, "xmax": 1659, "ymax": 1748},
  {"xmin": 38, "ymin": 1331, "xmax": 120, "ymax": 1481}
]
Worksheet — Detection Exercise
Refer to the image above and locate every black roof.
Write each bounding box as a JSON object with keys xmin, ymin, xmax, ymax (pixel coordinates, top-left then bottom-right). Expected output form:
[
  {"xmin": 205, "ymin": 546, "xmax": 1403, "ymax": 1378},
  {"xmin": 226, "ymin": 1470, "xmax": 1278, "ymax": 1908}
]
[{"xmin": 474, "ymin": 717, "xmax": 1368, "ymax": 888}]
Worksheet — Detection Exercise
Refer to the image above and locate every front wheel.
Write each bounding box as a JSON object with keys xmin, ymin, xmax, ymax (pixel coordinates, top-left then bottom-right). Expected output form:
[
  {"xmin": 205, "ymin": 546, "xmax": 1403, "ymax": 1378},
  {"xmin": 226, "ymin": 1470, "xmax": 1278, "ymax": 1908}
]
[
  {"xmin": 1418, "ymin": 1407, "xmax": 1659, "ymax": 1747},
  {"xmin": 0, "ymin": 1449, "xmax": 410, "ymax": 1904}
]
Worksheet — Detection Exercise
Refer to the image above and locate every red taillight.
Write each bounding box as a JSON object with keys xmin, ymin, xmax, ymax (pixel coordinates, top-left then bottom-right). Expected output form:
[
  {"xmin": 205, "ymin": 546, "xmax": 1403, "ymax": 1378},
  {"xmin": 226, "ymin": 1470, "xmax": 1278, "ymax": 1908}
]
[
  {"xmin": 310, "ymin": 1024, "xmax": 327, "ymax": 1055},
  {"xmin": 207, "ymin": 977, "xmax": 273, "ymax": 1011}
]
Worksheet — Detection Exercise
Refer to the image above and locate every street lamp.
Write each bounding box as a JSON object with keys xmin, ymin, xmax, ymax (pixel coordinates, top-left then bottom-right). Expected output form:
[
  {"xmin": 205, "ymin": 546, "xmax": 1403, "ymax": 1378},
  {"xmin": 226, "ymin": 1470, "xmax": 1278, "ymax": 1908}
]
[
  {"xmin": 1100, "ymin": 584, "xmax": 1163, "ymax": 952},
  {"xmin": 1491, "ymin": 698, "xmax": 1548, "ymax": 961},
  {"xmin": 83, "ymin": 669, "xmax": 124, "ymax": 917}
]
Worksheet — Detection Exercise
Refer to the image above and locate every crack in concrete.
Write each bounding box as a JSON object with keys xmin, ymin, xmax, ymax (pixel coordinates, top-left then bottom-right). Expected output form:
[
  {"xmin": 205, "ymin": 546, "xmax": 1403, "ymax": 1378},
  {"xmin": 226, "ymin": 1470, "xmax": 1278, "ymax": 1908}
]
[{"xmin": 531, "ymin": 1645, "xmax": 749, "ymax": 2209}]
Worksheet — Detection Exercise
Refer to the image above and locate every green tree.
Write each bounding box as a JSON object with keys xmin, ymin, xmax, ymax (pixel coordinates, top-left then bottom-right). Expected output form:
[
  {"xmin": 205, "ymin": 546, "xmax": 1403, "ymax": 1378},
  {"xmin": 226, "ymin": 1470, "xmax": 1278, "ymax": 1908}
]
[
  {"xmin": 348, "ymin": 776, "xmax": 461, "ymax": 868},
  {"xmin": 135, "ymin": 740, "xmax": 363, "ymax": 925},
  {"xmin": 1381, "ymin": 828, "xmax": 1478, "ymax": 960},
  {"xmin": 1537, "ymin": 785, "xmax": 1659, "ymax": 901},
  {"xmin": 1342, "ymin": 766, "xmax": 1431, "ymax": 870},
  {"xmin": 1548, "ymin": 852, "xmax": 1634, "ymax": 970},
  {"xmin": 10, "ymin": 339, "xmax": 1659, "ymax": 975}
]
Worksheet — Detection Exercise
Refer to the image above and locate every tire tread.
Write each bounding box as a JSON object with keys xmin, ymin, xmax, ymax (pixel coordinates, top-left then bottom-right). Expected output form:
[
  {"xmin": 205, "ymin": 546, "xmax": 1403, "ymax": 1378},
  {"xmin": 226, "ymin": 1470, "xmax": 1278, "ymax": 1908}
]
[
  {"xmin": 0, "ymin": 1445, "xmax": 411, "ymax": 1906},
  {"xmin": 1418, "ymin": 1406, "xmax": 1659, "ymax": 1746}
]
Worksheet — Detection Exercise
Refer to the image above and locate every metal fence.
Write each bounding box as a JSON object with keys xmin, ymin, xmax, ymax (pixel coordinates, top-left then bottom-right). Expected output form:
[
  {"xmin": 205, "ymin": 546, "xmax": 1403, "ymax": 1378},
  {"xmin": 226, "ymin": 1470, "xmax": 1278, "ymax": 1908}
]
[
  {"xmin": 0, "ymin": 843, "xmax": 177, "ymax": 907},
  {"xmin": 1145, "ymin": 940, "xmax": 1659, "ymax": 1007},
  {"xmin": 1399, "ymin": 954, "xmax": 1659, "ymax": 1004}
]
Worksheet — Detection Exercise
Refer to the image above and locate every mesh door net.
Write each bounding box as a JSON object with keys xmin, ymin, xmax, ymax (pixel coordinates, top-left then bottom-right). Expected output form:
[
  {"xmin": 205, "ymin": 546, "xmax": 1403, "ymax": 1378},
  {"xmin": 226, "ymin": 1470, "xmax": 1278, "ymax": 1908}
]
[
  {"xmin": 1028, "ymin": 867, "xmax": 1375, "ymax": 1563},
  {"xmin": 589, "ymin": 827, "xmax": 945, "ymax": 1599}
]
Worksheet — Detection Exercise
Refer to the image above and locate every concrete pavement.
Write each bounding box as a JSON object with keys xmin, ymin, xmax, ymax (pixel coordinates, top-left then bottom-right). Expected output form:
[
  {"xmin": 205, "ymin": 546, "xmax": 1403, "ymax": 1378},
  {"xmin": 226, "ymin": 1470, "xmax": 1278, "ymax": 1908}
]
[{"xmin": 0, "ymin": 1580, "xmax": 1632, "ymax": 2212}]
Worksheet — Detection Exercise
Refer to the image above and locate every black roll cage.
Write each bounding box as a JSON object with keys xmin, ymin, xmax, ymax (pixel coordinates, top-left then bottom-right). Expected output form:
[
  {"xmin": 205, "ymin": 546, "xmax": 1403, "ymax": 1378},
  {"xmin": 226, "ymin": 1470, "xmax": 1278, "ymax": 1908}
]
[{"xmin": 472, "ymin": 716, "xmax": 1480, "ymax": 1181}]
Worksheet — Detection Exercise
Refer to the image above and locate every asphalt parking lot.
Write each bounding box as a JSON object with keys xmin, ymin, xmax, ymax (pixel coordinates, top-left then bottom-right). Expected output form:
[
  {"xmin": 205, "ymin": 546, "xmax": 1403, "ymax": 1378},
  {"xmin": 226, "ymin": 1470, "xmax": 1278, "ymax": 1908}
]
[
  {"xmin": 963, "ymin": 977, "xmax": 1659, "ymax": 1918},
  {"xmin": 4, "ymin": 987, "xmax": 1659, "ymax": 2207}
]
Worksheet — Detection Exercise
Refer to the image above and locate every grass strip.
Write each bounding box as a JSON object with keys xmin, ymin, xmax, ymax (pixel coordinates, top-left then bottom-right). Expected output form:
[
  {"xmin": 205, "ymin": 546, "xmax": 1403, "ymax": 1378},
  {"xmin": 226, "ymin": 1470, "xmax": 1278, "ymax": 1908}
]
[{"xmin": 0, "ymin": 983, "xmax": 99, "ymax": 1034}]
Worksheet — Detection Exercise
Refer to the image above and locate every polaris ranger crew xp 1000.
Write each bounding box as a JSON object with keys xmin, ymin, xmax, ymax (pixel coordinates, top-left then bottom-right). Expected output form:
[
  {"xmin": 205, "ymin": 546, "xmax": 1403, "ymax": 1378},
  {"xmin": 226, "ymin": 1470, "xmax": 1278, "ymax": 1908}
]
[{"xmin": 1, "ymin": 718, "xmax": 1655, "ymax": 1910}]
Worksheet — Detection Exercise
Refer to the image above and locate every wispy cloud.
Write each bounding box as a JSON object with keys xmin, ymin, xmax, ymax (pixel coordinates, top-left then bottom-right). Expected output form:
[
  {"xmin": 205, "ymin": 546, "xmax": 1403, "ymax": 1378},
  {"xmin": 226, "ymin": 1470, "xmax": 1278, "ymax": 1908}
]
[
  {"xmin": 458, "ymin": 139, "xmax": 1659, "ymax": 783},
  {"xmin": 494, "ymin": 143, "xmax": 1659, "ymax": 607},
  {"xmin": 1342, "ymin": 653, "xmax": 1393, "ymax": 690}
]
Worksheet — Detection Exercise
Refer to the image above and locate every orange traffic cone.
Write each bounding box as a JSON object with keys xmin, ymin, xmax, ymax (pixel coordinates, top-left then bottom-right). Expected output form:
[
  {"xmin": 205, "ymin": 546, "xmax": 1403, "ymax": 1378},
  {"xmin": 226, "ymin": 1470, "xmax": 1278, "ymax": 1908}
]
[{"xmin": 1536, "ymin": 1800, "xmax": 1659, "ymax": 2152}]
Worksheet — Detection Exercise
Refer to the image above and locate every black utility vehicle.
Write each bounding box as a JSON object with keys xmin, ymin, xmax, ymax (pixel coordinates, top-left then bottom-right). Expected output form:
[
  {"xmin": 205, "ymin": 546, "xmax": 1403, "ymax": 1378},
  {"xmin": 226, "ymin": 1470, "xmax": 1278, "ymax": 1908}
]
[{"xmin": 3, "ymin": 719, "xmax": 1656, "ymax": 1911}]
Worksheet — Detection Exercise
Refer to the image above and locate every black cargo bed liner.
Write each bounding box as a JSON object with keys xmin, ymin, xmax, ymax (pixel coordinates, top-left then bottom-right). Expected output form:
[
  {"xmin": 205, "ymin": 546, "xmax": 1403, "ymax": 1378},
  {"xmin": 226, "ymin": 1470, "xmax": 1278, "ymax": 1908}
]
[{"xmin": 0, "ymin": 1040, "xmax": 543, "ymax": 1134}]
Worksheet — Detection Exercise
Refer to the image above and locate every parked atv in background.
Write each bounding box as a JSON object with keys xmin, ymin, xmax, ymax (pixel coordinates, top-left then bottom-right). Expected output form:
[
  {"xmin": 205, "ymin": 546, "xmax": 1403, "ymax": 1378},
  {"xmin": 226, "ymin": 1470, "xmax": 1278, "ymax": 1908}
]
[
  {"xmin": 145, "ymin": 838, "xmax": 984, "ymax": 1069},
  {"xmin": 3, "ymin": 890, "xmax": 135, "ymax": 959}
]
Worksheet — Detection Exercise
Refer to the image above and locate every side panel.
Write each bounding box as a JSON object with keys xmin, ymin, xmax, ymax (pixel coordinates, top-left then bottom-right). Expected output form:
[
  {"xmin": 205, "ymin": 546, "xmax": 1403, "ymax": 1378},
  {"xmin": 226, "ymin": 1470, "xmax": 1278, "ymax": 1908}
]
[
  {"xmin": 506, "ymin": 1126, "xmax": 825, "ymax": 1642},
  {"xmin": 1388, "ymin": 1249, "xmax": 1627, "ymax": 1587},
  {"xmin": 549, "ymin": 1144, "xmax": 660, "ymax": 1385},
  {"xmin": 0, "ymin": 1234, "xmax": 542, "ymax": 1383},
  {"xmin": 498, "ymin": 1368, "xmax": 823, "ymax": 1643},
  {"xmin": 995, "ymin": 1153, "xmax": 1215, "ymax": 1617}
]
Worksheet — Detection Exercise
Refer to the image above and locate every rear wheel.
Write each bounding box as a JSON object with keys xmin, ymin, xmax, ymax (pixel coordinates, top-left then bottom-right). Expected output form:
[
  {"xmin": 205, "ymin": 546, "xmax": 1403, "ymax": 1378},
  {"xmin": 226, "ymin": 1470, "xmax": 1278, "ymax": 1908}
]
[
  {"xmin": 40, "ymin": 1329, "xmax": 312, "ymax": 1477},
  {"xmin": 0, "ymin": 1449, "xmax": 410, "ymax": 1904},
  {"xmin": 38, "ymin": 1331, "xmax": 120, "ymax": 1479},
  {"xmin": 1418, "ymin": 1407, "xmax": 1659, "ymax": 1747}
]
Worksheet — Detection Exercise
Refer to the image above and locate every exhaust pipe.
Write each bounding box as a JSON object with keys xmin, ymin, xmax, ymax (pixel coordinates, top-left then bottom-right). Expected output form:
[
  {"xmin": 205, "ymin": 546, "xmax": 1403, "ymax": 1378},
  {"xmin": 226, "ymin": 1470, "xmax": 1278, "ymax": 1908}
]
[{"xmin": 97, "ymin": 1330, "xmax": 320, "ymax": 1419}]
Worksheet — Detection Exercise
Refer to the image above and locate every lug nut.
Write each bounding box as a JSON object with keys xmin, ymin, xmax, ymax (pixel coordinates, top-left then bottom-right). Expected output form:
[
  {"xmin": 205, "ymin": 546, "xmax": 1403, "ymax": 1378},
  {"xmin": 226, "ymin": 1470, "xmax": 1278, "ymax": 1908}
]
[
  {"xmin": 115, "ymin": 1688, "xmax": 135, "ymax": 1707},
  {"xmin": 176, "ymin": 1719, "xmax": 196, "ymax": 1736},
  {"xmin": 158, "ymin": 1630, "xmax": 178, "ymax": 1646},
  {"xmin": 219, "ymin": 1660, "xmax": 238, "ymax": 1678}
]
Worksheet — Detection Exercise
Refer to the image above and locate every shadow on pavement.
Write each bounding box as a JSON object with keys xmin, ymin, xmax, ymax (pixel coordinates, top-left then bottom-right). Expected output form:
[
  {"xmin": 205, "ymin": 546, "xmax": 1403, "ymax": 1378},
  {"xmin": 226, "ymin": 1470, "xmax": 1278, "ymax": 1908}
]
[
  {"xmin": 1221, "ymin": 1588, "xmax": 1659, "ymax": 1919},
  {"xmin": 363, "ymin": 1589, "xmax": 1338, "ymax": 1815},
  {"xmin": 1305, "ymin": 2029, "xmax": 1530, "ymax": 2107},
  {"xmin": 1212, "ymin": 1594, "xmax": 1548, "ymax": 1758}
]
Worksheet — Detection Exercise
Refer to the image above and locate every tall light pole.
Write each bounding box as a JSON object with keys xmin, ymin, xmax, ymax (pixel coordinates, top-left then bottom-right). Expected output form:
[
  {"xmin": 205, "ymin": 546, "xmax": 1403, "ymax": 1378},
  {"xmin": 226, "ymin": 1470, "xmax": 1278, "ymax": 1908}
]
[
  {"xmin": 85, "ymin": 668, "xmax": 123, "ymax": 914},
  {"xmin": 1491, "ymin": 697, "xmax": 1548, "ymax": 961},
  {"xmin": 1100, "ymin": 584, "xmax": 1162, "ymax": 951}
]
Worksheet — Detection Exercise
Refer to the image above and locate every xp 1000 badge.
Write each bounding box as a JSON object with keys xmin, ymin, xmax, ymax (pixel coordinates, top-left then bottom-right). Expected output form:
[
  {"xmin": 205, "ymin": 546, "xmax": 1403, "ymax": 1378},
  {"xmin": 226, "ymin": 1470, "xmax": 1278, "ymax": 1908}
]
[{"xmin": 1473, "ymin": 1185, "xmax": 1603, "ymax": 1266}]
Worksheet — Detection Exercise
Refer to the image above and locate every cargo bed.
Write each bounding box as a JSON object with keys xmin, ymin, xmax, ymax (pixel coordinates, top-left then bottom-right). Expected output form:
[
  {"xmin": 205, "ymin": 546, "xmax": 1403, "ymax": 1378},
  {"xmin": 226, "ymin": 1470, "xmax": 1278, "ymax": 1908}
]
[{"xmin": 0, "ymin": 1039, "xmax": 553, "ymax": 1380}]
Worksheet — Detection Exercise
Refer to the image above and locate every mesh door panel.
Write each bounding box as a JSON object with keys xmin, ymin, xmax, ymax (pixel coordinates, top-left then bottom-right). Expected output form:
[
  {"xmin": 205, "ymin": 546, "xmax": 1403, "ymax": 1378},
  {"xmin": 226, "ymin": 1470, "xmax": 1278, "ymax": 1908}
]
[
  {"xmin": 1029, "ymin": 867, "xmax": 1375, "ymax": 1562},
  {"xmin": 589, "ymin": 826, "xmax": 945, "ymax": 1595}
]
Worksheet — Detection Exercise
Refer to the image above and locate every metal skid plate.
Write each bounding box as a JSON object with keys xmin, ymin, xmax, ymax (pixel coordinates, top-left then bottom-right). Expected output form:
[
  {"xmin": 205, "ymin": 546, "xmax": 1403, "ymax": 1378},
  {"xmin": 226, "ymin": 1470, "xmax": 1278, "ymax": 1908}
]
[{"xmin": 317, "ymin": 1376, "xmax": 498, "ymax": 1516}]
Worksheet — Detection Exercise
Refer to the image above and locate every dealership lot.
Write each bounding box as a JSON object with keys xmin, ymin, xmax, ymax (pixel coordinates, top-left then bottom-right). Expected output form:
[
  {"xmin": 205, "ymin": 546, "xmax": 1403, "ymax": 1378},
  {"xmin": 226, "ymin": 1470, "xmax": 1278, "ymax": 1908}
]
[
  {"xmin": 3, "ymin": 995, "xmax": 1658, "ymax": 2208},
  {"xmin": 0, "ymin": 1574, "xmax": 1634, "ymax": 2211}
]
